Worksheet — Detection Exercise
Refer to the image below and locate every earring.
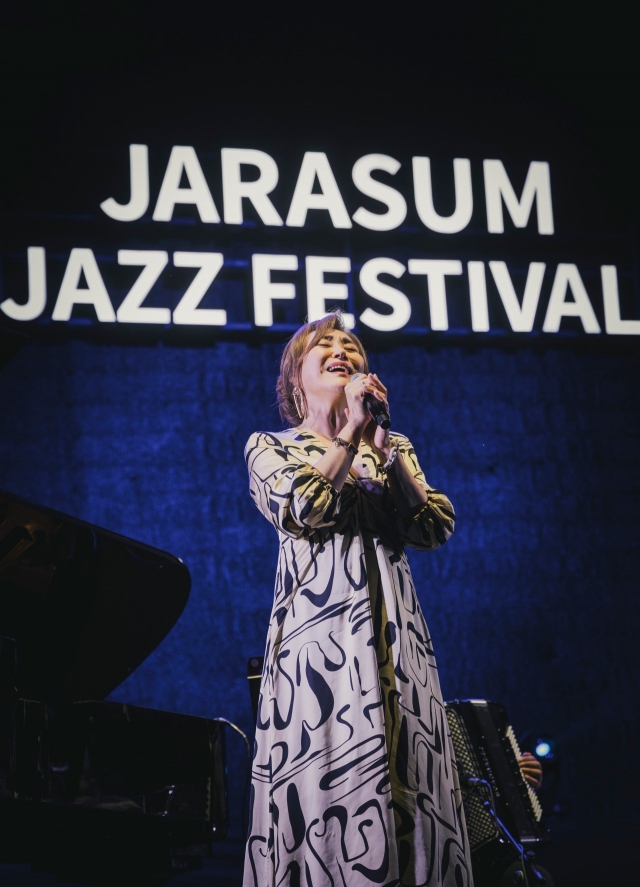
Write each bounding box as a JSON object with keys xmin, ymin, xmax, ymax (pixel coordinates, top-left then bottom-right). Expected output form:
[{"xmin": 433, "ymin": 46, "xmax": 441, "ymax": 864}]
[{"xmin": 292, "ymin": 386, "xmax": 304, "ymax": 419}]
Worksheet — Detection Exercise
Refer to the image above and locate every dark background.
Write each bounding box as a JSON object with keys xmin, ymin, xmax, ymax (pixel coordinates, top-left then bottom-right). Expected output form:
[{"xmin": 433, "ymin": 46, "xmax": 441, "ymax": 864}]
[{"xmin": 1, "ymin": 3, "xmax": 639, "ymax": 884}]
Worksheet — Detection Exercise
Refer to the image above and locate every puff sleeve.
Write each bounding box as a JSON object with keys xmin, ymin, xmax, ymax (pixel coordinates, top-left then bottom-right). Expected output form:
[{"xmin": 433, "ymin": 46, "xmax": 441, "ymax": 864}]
[
  {"xmin": 389, "ymin": 435, "xmax": 456, "ymax": 551},
  {"xmin": 245, "ymin": 432, "xmax": 344, "ymax": 538}
]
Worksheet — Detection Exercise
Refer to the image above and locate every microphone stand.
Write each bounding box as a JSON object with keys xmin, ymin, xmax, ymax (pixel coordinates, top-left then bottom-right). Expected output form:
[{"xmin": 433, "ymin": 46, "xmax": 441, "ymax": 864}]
[{"xmin": 464, "ymin": 777, "xmax": 542, "ymax": 886}]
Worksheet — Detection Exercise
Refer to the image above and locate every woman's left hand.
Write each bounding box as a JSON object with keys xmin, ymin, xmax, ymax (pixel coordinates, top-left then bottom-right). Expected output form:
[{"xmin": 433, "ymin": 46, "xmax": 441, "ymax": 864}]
[
  {"xmin": 360, "ymin": 373, "xmax": 391, "ymax": 456},
  {"xmin": 356, "ymin": 373, "xmax": 429, "ymax": 516}
]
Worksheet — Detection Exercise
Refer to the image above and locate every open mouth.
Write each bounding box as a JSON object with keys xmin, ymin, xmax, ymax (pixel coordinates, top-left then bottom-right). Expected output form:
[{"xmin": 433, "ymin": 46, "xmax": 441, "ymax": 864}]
[{"xmin": 325, "ymin": 362, "xmax": 352, "ymax": 374}]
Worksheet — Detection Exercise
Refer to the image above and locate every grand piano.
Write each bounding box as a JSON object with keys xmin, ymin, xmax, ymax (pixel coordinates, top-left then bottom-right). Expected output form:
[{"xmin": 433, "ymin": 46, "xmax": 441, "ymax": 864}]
[{"xmin": 0, "ymin": 328, "xmax": 227, "ymax": 884}]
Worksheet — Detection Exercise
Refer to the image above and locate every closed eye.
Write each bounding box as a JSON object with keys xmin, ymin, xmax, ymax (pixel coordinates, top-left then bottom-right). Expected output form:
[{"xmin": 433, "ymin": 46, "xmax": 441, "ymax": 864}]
[{"xmin": 317, "ymin": 335, "xmax": 359, "ymax": 353}]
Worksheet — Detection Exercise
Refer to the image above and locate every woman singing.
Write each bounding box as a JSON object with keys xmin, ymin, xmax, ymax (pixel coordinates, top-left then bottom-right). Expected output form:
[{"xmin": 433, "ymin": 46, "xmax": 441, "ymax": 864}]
[{"xmin": 244, "ymin": 313, "xmax": 472, "ymax": 887}]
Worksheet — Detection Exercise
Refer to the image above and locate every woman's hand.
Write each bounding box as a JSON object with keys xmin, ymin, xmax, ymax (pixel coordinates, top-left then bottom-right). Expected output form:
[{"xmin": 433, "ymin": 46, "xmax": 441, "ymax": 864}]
[
  {"xmin": 345, "ymin": 372, "xmax": 430, "ymax": 518},
  {"xmin": 362, "ymin": 374, "xmax": 391, "ymax": 456},
  {"xmin": 344, "ymin": 373, "xmax": 391, "ymax": 455}
]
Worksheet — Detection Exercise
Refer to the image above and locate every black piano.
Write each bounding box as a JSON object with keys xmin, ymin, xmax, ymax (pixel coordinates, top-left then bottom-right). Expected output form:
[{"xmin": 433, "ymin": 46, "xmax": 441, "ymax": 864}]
[{"xmin": 0, "ymin": 328, "xmax": 227, "ymax": 884}]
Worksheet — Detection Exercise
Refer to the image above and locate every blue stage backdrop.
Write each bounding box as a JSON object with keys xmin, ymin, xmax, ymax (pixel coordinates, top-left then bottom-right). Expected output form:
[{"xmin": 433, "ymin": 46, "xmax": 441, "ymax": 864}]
[{"xmin": 1, "ymin": 335, "xmax": 638, "ymax": 838}]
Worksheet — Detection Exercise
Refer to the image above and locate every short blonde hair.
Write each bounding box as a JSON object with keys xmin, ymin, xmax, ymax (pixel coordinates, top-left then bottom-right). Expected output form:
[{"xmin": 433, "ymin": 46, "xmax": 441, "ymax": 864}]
[{"xmin": 276, "ymin": 314, "xmax": 369, "ymax": 426}]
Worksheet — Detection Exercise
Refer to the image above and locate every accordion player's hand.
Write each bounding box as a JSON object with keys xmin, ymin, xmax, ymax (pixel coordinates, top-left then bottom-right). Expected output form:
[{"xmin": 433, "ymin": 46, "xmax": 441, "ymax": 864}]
[{"xmin": 519, "ymin": 752, "xmax": 543, "ymax": 790}]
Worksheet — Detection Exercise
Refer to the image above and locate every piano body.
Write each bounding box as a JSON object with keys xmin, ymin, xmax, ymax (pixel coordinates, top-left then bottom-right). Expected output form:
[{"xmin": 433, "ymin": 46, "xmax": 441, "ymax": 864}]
[{"xmin": 0, "ymin": 329, "xmax": 227, "ymax": 883}]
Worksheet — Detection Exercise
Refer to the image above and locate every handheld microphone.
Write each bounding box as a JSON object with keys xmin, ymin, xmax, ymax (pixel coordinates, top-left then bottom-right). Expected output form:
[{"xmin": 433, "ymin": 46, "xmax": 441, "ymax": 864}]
[{"xmin": 351, "ymin": 373, "xmax": 391, "ymax": 429}]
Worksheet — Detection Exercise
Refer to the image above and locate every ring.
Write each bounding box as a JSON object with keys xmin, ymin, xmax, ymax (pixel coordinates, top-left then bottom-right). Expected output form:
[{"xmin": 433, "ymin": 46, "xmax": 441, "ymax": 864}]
[{"xmin": 361, "ymin": 380, "xmax": 366, "ymax": 387}]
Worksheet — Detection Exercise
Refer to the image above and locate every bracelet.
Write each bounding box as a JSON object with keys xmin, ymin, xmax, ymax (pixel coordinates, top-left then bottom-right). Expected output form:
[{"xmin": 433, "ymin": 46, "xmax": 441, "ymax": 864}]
[
  {"xmin": 379, "ymin": 444, "xmax": 399, "ymax": 474},
  {"xmin": 332, "ymin": 436, "xmax": 358, "ymax": 457}
]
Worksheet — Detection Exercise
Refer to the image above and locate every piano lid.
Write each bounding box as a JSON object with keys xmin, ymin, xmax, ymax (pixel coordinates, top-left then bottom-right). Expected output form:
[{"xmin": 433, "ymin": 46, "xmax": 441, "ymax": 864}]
[{"xmin": 0, "ymin": 490, "xmax": 191, "ymax": 701}]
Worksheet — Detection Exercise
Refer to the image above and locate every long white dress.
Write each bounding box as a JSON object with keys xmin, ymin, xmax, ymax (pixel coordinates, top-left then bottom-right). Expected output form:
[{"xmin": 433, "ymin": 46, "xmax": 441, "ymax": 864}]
[{"xmin": 243, "ymin": 429, "xmax": 473, "ymax": 887}]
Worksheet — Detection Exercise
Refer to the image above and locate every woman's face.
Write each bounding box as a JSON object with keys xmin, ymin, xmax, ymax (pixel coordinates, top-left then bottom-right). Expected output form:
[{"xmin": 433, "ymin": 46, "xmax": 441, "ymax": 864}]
[{"xmin": 299, "ymin": 328, "xmax": 365, "ymax": 412}]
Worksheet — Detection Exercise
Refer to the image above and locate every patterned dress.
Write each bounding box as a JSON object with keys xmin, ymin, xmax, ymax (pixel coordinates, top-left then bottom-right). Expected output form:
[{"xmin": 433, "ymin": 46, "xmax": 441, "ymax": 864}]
[{"xmin": 243, "ymin": 429, "xmax": 473, "ymax": 887}]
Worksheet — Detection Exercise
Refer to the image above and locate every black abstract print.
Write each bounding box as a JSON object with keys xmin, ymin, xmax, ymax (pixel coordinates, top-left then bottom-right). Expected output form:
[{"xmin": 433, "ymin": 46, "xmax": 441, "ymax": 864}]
[{"xmin": 243, "ymin": 429, "xmax": 473, "ymax": 887}]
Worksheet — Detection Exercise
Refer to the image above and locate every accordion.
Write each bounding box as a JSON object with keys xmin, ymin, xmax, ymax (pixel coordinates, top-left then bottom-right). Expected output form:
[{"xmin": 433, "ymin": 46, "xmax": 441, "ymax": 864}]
[{"xmin": 445, "ymin": 700, "xmax": 547, "ymax": 867}]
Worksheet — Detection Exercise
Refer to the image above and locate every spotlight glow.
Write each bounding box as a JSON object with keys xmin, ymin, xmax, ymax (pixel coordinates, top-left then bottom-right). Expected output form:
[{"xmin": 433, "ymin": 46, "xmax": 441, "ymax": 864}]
[{"xmin": 535, "ymin": 741, "xmax": 551, "ymax": 757}]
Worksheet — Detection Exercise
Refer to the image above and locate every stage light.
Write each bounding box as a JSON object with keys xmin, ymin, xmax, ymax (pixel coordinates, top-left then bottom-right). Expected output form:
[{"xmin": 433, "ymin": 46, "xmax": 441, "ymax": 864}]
[{"xmin": 534, "ymin": 738, "xmax": 555, "ymax": 759}]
